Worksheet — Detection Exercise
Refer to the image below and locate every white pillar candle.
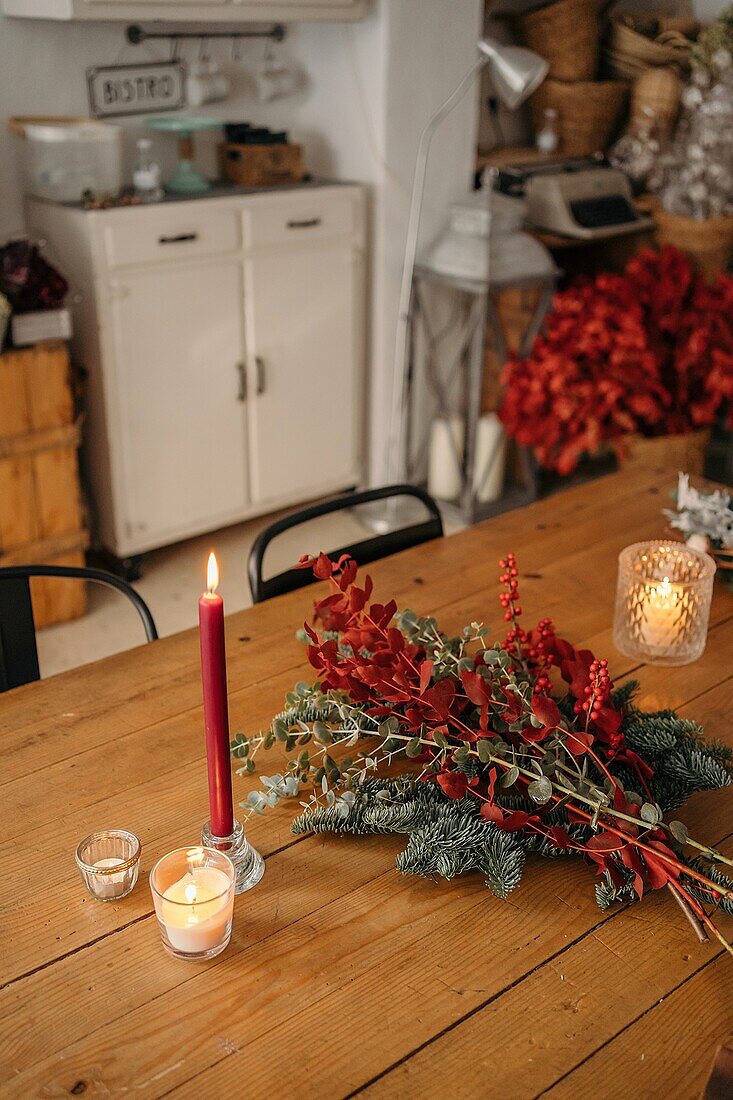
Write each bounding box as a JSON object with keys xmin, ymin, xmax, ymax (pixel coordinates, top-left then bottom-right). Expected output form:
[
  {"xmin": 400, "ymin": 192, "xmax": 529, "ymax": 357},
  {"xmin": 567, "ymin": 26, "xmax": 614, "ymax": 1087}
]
[
  {"xmin": 160, "ymin": 867, "xmax": 234, "ymax": 955},
  {"xmin": 641, "ymin": 576, "xmax": 686, "ymax": 649},
  {"xmin": 428, "ymin": 416, "xmax": 464, "ymax": 501},
  {"xmin": 473, "ymin": 413, "xmax": 506, "ymax": 503}
]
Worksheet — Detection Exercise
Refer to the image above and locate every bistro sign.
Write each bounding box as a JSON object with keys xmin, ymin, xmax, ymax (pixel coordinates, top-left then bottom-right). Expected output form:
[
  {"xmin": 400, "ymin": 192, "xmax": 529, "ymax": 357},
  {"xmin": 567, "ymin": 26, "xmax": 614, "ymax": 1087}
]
[{"xmin": 87, "ymin": 61, "xmax": 186, "ymax": 118}]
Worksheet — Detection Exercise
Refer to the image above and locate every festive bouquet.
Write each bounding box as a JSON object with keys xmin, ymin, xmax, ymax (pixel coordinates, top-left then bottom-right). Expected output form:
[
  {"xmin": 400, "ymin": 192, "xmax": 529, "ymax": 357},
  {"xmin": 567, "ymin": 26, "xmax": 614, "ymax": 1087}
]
[
  {"xmin": 499, "ymin": 247, "xmax": 733, "ymax": 475},
  {"xmin": 665, "ymin": 472, "xmax": 733, "ymax": 589},
  {"xmin": 666, "ymin": 472, "xmax": 733, "ymax": 548},
  {"xmin": 233, "ymin": 553, "xmax": 733, "ymax": 955}
]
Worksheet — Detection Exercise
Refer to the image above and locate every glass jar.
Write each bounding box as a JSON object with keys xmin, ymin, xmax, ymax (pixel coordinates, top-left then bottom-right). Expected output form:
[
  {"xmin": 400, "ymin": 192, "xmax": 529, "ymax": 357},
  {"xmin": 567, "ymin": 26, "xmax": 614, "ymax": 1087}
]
[
  {"xmin": 613, "ymin": 541, "xmax": 716, "ymax": 666},
  {"xmin": 75, "ymin": 828, "xmax": 141, "ymax": 901},
  {"xmin": 150, "ymin": 846, "xmax": 236, "ymax": 960}
]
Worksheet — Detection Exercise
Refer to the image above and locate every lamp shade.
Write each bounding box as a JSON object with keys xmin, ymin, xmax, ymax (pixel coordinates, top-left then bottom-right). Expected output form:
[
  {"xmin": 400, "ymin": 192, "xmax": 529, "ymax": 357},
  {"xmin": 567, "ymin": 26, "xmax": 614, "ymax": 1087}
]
[{"xmin": 478, "ymin": 37, "xmax": 549, "ymax": 110}]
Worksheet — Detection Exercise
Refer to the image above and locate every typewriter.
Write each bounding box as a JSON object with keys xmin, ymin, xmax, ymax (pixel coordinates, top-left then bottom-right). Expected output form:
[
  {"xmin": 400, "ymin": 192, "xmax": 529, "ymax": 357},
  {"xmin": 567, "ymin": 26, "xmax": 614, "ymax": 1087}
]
[{"xmin": 495, "ymin": 156, "xmax": 654, "ymax": 241}]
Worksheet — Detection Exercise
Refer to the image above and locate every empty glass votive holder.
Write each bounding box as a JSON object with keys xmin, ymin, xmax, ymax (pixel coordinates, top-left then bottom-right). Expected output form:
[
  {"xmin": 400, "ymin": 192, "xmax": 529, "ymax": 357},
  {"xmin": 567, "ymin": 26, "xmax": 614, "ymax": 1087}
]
[
  {"xmin": 75, "ymin": 829, "xmax": 141, "ymax": 901},
  {"xmin": 613, "ymin": 541, "xmax": 716, "ymax": 666},
  {"xmin": 149, "ymin": 846, "xmax": 236, "ymax": 961}
]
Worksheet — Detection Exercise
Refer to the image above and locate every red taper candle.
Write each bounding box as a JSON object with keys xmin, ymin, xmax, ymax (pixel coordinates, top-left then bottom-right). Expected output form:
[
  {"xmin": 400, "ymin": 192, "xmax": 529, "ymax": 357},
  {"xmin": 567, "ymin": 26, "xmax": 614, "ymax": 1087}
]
[{"xmin": 198, "ymin": 551, "xmax": 235, "ymax": 838}]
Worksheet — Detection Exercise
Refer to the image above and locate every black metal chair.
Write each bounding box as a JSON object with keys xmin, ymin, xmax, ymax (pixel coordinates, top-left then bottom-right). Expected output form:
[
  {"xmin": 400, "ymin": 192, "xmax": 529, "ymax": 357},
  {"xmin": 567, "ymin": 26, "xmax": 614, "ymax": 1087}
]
[
  {"xmin": 247, "ymin": 484, "xmax": 444, "ymax": 604},
  {"xmin": 0, "ymin": 565, "xmax": 158, "ymax": 692}
]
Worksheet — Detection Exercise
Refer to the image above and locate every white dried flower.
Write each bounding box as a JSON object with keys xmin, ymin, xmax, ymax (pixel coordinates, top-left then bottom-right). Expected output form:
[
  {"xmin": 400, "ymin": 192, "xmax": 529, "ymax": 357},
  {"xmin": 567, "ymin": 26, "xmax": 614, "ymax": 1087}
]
[{"xmin": 665, "ymin": 473, "xmax": 733, "ymax": 546}]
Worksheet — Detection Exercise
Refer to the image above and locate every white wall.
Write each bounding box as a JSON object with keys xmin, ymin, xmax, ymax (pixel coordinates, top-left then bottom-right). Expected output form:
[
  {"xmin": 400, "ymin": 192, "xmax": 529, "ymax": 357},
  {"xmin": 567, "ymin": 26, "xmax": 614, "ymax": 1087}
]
[
  {"xmin": 370, "ymin": 0, "xmax": 483, "ymax": 482},
  {"xmin": 0, "ymin": 0, "xmax": 482, "ymax": 486}
]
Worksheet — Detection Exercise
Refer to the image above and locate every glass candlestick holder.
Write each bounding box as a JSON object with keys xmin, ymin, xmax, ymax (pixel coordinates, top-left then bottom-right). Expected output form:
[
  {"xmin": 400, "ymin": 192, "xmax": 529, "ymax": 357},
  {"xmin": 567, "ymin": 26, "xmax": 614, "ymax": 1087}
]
[
  {"xmin": 201, "ymin": 818, "xmax": 264, "ymax": 894},
  {"xmin": 75, "ymin": 829, "xmax": 141, "ymax": 901},
  {"xmin": 613, "ymin": 541, "xmax": 716, "ymax": 666},
  {"xmin": 150, "ymin": 846, "xmax": 236, "ymax": 960}
]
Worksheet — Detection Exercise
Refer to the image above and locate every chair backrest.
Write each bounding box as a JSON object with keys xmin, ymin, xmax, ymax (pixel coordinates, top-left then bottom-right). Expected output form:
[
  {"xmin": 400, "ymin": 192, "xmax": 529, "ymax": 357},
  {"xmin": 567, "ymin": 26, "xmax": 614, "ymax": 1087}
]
[
  {"xmin": 0, "ymin": 565, "xmax": 158, "ymax": 693},
  {"xmin": 248, "ymin": 484, "xmax": 443, "ymax": 604}
]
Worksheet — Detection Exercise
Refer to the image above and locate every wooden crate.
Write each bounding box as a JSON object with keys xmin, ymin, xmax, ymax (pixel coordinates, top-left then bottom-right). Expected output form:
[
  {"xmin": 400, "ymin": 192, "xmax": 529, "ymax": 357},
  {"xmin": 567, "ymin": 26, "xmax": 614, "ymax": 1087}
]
[
  {"xmin": 0, "ymin": 342, "xmax": 84, "ymax": 553},
  {"xmin": 0, "ymin": 341, "xmax": 88, "ymax": 627},
  {"xmin": 0, "ymin": 340, "xmax": 74, "ymax": 436},
  {"xmin": 219, "ymin": 142, "xmax": 304, "ymax": 187},
  {"xmin": 0, "ymin": 530, "xmax": 90, "ymax": 628}
]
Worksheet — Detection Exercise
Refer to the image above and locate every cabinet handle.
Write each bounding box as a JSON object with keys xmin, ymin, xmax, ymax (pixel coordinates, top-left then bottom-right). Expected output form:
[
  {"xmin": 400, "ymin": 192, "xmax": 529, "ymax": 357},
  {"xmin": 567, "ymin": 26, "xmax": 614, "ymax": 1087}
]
[
  {"xmin": 255, "ymin": 356, "xmax": 266, "ymax": 396},
  {"xmin": 158, "ymin": 233, "xmax": 199, "ymax": 245},
  {"xmin": 286, "ymin": 218, "xmax": 322, "ymax": 230},
  {"xmin": 236, "ymin": 362, "xmax": 246, "ymax": 402}
]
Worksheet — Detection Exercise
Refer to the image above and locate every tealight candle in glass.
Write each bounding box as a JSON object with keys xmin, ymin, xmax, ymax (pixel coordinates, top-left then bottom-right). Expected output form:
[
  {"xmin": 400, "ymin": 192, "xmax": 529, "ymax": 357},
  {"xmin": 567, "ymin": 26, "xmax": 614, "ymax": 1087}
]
[
  {"xmin": 75, "ymin": 829, "xmax": 141, "ymax": 901},
  {"xmin": 150, "ymin": 846, "xmax": 236, "ymax": 960},
  {"xmin": 613, "ymin": 541, "xmax": 716, "ymax": 666}
]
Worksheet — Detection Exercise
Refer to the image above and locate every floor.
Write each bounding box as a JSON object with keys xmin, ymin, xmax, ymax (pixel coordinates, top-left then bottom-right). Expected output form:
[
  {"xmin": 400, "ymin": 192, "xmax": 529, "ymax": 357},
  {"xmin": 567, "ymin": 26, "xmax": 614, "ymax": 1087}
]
[{"xmin": 37, "ymin": 502, "xmax": 433, "ymax": 677}]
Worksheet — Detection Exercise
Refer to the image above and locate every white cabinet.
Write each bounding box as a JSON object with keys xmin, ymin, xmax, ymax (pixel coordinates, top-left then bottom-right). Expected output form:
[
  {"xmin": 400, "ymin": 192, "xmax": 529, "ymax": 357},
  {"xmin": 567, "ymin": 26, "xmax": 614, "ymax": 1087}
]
[
  {"xmin": 2, "ymin": 0, "xmax": 365, "ymax": 22},
  {"xmin": 27, "ymin": 184, "xmax": 365, "ymax": 560},
  {"xmin": 107, "ymin": 260, "xmax": 249, "ymax": 544},
  {"xmin": 244, "ymin": 242, "xmax": 362, "ymax": 503}
]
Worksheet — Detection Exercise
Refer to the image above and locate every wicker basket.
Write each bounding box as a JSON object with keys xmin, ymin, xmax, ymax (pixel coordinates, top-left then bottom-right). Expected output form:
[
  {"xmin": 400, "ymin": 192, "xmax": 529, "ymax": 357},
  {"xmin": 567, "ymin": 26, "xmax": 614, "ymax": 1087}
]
[
  {"xmin": 630, "ymin": 66, "xmax": 682, "ymax": 136},
  {"xmin": 712, "ymin": 546, "xmax": 733, "ymax": 581},
  {"xmin": 530, "ymin": 79, "xmax": 628, "ymax": 156},
  {"xmin": 604, "ymin": 16, "xmax": 693, "ymax": 79},
  {"xmin": 653, "ymin": 207, "xmax": 733, "ymax": 280},
  {"xmin": 613, "ymin": 429, "xmax": 710, "ymax": 476},
  {"xmin": 519, "ymin": 0, "xmax": 603, "ymax": 81}
]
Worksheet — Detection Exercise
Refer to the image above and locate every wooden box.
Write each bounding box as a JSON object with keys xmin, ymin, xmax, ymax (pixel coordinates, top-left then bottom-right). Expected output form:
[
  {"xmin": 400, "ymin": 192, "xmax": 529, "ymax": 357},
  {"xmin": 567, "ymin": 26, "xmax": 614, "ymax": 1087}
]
[
  {"xmin": 0, "ymin": 341, "xmax": 87, "ymax": 627},
  {"xmin": 0, "ymin": 530, "xmax": 90, "ymax": 628},
  {"xmin": 219, "ymin": 142, "xmax": 304, "ymax": 187}
]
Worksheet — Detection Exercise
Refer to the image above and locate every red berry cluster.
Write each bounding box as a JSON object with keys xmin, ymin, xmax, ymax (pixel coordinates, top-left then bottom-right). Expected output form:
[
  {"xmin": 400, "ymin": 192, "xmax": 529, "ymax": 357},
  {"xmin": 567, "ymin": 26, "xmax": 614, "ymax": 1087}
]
[
  {"xmin": 573, "ymin": 658, "xmax": 611, "ymax": 718},
  {"xmin": 529, "ymin": 618, "xmax": 555, "ymax": 694},
  {"xmin": 498, "ymin": 554, "xmax": 520, "ymax": 622},
  {"xmin": 499, "ymin": 554, "xmax": 530, "ymax": 660}
]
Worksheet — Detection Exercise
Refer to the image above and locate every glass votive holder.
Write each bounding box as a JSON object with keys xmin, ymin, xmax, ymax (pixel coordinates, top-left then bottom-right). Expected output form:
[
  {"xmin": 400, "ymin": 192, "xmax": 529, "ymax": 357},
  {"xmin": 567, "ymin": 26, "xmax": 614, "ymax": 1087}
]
[
  {"xmin": 75, "ymin": 829, "xmax": 141, "ymax": 901},
  {"xmin": 149, "ymin": 846, "xmax": 236, "ymax": 961},
  {"xmin": 613, "ymin": 541, "xmax": 716, "ymax": 666}
]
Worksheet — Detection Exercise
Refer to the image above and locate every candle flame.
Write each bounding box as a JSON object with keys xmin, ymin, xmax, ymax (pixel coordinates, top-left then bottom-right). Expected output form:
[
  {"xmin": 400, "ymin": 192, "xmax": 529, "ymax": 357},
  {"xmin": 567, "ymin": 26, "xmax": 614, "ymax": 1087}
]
[
  {"xmin": 185, "ymin": 882, "xmax": 197, "ymax": 905},
  {"xmin": 653, "ymin": 576, "xmax": 678, "ymax": 601},
  {"xmin": 207, "ymin": 551, "xmax": 219, "ymax": 594}
]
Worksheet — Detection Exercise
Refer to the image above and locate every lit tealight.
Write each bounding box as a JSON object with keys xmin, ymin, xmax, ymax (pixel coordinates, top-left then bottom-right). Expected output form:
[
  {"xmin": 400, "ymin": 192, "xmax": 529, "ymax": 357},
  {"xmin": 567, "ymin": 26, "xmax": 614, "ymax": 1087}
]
[{"xmin": 150, "ymin": 847, "xmax": 235, "ymax": 960}]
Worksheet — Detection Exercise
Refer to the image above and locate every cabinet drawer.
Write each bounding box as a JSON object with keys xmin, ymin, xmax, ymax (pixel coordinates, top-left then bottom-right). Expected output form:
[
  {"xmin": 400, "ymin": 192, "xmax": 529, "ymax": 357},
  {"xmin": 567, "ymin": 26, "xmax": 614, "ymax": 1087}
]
[
  {"xmin": 244, "ymin": 193, "xmax": 355, "ymax": 250},
  {"xmin": 101, "ymin": 206, "xmax": 240, "ymax": 268}
]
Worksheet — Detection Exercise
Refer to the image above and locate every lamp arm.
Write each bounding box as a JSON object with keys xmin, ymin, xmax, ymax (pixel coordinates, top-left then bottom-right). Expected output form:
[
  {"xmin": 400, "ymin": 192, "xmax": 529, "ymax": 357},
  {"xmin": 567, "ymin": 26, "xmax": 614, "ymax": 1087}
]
[{"xmin": 386, "ymin": 54, "xmax": 488, "ymax": 484}]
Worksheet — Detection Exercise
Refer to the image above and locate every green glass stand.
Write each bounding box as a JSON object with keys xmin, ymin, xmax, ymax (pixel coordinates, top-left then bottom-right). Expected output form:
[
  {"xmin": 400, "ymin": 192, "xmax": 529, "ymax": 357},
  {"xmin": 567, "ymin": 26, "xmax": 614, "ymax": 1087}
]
[{"xmin": 145, "ymin": 117, "xmax": 221, "ymax": 195}]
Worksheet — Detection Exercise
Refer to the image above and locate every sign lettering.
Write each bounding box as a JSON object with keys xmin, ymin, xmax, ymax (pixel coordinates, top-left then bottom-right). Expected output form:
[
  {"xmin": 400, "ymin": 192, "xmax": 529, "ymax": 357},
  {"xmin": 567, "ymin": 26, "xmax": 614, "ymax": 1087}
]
[{"xmin": 87, "ymin": 62, "xmax": 186, "ymax": 118}]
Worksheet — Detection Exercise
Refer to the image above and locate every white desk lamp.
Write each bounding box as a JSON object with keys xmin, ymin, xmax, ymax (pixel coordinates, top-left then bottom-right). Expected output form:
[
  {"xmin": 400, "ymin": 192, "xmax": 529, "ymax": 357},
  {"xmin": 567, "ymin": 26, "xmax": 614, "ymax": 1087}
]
[{"xmin": 380, "ymin": 37, "xmax": 548, "ymax": 516}]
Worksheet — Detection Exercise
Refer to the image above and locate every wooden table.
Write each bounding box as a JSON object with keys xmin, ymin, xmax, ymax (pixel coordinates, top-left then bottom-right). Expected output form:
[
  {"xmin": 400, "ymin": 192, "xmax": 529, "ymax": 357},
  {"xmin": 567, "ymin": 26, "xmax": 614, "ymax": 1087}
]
[{"xmin": 2, "ymin": 466, "xmax": 732, "ymax": 1099}]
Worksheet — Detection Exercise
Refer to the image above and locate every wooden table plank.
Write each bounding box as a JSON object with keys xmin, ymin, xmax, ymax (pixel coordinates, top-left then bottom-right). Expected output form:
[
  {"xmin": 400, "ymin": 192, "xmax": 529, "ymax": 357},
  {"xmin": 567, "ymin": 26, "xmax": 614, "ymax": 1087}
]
[
  {"xmin": 1, "ymin": 467, "xmax": 731, "ymax": 1099},
  {"xmin": 544, "ymin": 954, "xmax": 733, "ymax": 1100}
]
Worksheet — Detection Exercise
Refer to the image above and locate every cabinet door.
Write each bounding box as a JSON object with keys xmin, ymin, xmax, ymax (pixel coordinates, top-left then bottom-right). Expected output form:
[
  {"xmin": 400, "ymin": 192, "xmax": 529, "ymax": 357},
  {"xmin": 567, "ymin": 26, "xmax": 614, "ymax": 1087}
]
[
  {"xmin": 107, "ymin": 260, "xmax": 248, "ymax": 545},
  {"xmin": 244, "ymin": 244, "xmax": 362, "ymax": 503}
]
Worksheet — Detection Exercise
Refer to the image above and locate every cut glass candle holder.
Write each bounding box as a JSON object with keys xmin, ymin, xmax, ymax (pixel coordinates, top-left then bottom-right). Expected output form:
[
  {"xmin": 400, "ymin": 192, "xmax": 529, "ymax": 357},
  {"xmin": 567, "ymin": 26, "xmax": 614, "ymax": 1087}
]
[{"xmin": 613, "ymin": 541, "xmax": 716, "ymax": 666}]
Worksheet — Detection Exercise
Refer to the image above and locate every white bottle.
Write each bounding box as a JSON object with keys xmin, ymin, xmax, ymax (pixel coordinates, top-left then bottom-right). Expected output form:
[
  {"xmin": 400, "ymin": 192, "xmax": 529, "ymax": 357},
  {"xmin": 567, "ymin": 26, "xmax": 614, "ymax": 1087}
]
[
  {"xmin": 133, "ymin": 138, "xmax": 164, "ymax": 202},
  {"xmin": 536, "ymin": 108, "xmax": 559, "ymax": 155}
]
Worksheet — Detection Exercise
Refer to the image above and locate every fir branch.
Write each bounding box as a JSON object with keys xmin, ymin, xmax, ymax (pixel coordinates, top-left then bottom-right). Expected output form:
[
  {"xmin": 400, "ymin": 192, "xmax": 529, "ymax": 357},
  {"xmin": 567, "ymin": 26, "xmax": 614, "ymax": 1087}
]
[{"xmin": 686, "ymin": 859, "xmax": 733, "ymax": 919}]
